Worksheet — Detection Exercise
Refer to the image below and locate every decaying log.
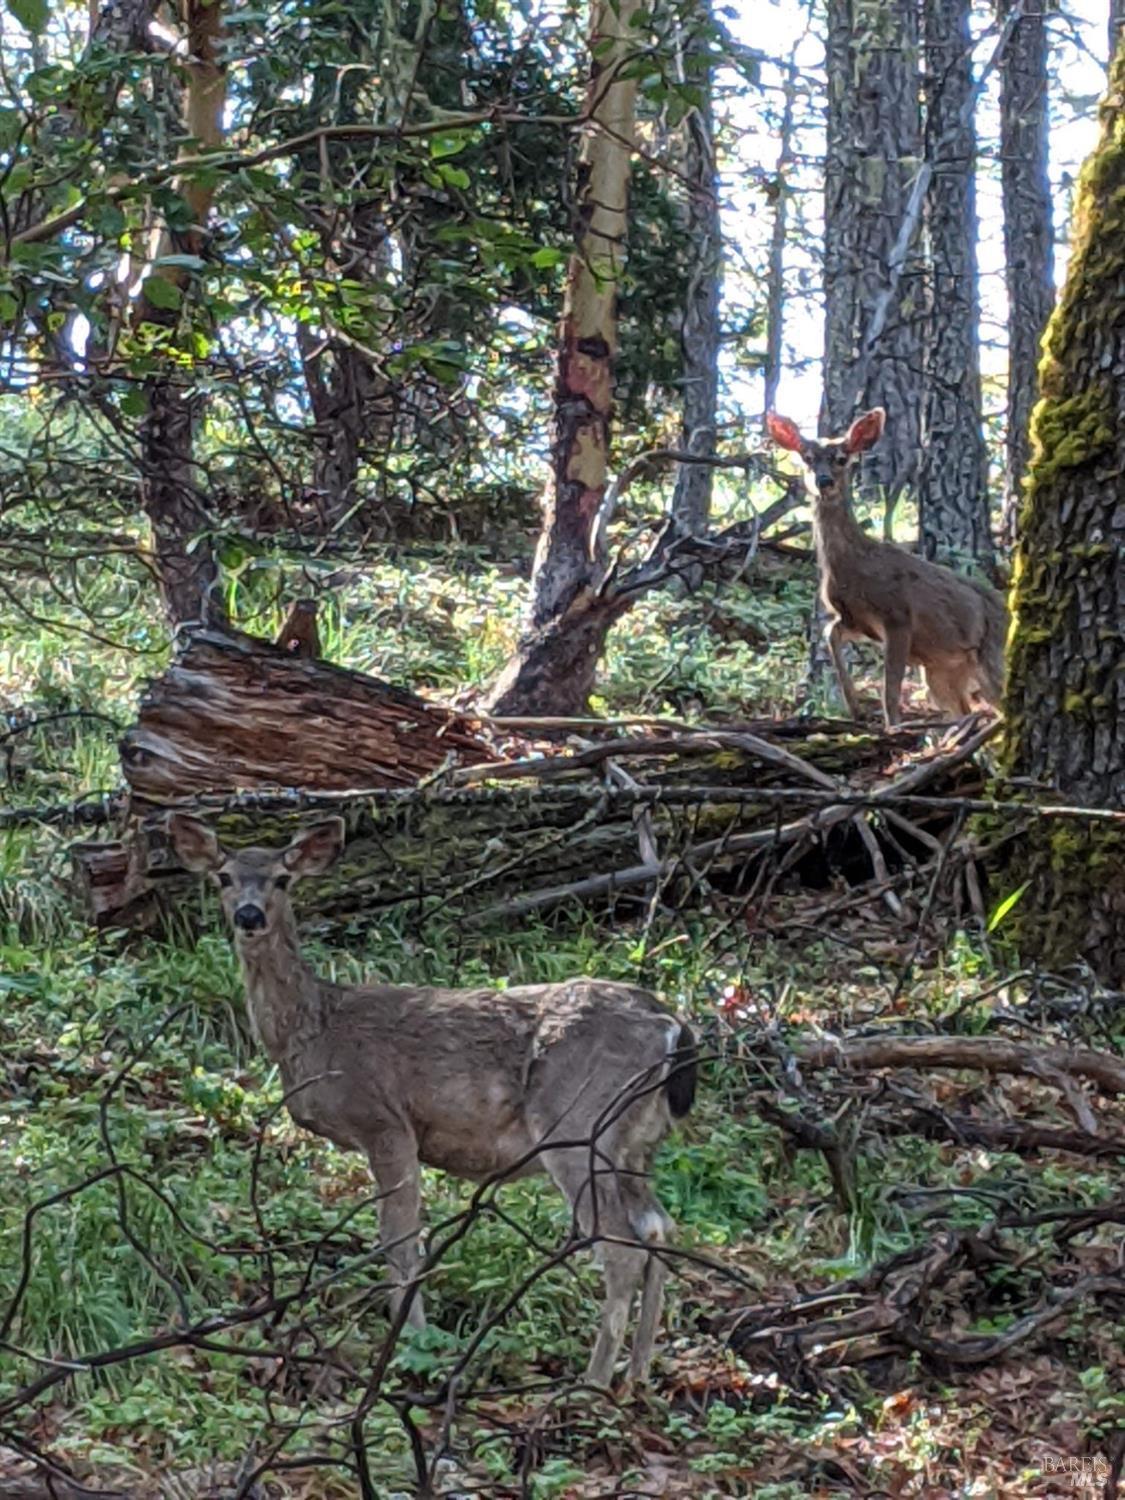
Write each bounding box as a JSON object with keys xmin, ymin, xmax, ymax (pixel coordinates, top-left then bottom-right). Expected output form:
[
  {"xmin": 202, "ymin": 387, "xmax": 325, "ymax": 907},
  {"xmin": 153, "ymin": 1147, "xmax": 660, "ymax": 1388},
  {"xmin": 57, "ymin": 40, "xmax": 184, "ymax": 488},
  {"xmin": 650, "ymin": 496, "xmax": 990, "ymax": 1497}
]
[
  {"xmin": 120, "ymin": 627, "xmax": 495, "ymax": 806},
  {"xmin": 72, "ymin": 718, "xmax": 984, "ymax": 931}
]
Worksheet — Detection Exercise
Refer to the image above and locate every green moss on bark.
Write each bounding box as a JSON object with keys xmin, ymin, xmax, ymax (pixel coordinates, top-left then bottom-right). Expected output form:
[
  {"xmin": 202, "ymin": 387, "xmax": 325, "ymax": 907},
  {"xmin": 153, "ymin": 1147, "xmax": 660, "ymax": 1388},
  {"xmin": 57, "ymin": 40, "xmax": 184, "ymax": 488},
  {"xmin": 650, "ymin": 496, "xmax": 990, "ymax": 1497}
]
[{"xmin": 1001, "ymin": 47, "xmax": 1125, "ymax": 982}]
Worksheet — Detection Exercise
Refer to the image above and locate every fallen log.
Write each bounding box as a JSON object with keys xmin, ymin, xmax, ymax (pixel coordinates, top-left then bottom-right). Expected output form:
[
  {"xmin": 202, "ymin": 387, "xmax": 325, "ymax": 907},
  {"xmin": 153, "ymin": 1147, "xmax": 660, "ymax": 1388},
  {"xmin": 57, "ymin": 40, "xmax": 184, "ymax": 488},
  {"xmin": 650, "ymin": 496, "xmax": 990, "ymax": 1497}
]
[
  {"xmin": 120, "ymin": 626, "xmax": 495, "ymax": 806},
  {"xmin": 68, "ymin": 626, "xmax": 997, "ymax": 931}
]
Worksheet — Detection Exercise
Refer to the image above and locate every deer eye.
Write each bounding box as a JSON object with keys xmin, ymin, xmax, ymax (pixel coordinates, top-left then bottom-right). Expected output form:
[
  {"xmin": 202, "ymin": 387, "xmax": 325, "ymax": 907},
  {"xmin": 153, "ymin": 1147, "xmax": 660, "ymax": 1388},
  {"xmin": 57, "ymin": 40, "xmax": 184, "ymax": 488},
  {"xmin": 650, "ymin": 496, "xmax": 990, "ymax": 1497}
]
[
  {"xmin": 274, "ymin": 874, "xmax": 291, "ymax": 890},
  {"xmin": 217, "ymin": 872, "xmax": 233, "ymax": 889}
]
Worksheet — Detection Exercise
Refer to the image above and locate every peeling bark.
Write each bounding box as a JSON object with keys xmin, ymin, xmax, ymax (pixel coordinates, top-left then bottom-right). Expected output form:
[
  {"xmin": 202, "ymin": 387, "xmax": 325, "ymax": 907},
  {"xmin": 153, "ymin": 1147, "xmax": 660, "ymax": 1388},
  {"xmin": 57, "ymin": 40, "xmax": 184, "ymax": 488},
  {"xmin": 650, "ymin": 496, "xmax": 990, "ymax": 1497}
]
[
  {"xmin": 120, "ymin": 628, "xmax": 494, "ymax": 806},
  {"xmin": 485, "ymin": 0, "xmax": 643, "ymax": 715}
]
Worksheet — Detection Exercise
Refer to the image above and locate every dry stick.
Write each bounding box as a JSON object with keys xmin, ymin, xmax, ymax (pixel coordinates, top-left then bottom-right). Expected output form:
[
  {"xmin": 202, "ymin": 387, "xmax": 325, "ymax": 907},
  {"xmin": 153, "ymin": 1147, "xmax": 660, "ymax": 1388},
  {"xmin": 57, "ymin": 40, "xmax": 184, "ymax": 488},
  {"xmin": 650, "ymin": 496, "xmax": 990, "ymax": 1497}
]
[
  {"xmin": 852, "ymin": 813, "xmax": 905, "ymax": 919},
  {"xmin": 889, "ymin": 807, "xmax": 967, "ymax": 1005},
  {"xmin": 902, "ymin": 1273, "xmax": 1124, "ymax": 1366},
  {"xmin": 897, "ymin": 1108, "xmax": 1125, "ymax": 1160},
  {"xmin": 728, "ymin": 1230, "xmax": 964, "ymax": 1357},
  {"xmin": 794, "ymin": 1035, "xmax": 1125, "ymax": 1100}
]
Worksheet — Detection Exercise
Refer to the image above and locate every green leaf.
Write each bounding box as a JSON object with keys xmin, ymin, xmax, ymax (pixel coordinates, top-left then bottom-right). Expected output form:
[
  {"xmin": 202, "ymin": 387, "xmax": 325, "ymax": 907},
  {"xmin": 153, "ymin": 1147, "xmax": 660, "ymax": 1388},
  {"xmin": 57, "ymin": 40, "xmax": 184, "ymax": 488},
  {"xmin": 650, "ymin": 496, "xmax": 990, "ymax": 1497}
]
[
  {"xmin": 0, "ymin": 291, "xmax": 17, "ymax": 322},
  {"xmin": 429, "ymin": 131, "xmax": 469, "ymax": 160},
  {"xmin": 987, "ymin": 881, "xmax": 1029, "ymax": 933},
  {"xmin": 530, "ymin": 247, "xmax": 565, "ymax": 269},
  {"xmin": 119, "ymin": 389, "xmax": 148, "ymax": 418},
  {"xmin": 0, "ymin": 107, "xmax": 24, "ymax": 145},
  {"xmin": 7, "ymin": 0, "xmax": 48, "ymax": 34},
  {"xmin": 436, "ymin": 162, "xmax": 471, "ymax": 190},
  {"xmin": 141, "ymin": 276, "xmax": 183, "ymax": 311}
]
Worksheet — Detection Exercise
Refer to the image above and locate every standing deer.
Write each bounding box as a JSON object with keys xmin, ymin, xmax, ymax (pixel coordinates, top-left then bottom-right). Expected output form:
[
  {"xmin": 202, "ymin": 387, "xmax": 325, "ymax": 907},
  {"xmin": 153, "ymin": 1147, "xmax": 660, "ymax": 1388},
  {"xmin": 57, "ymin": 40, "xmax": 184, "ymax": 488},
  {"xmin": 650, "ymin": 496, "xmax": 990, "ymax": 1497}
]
[
  {"xmin": 766, "ymin": 408, "xmax": 1008, "ymax": 726},
  {"xmin": 167, "ymin": 814, "xmax": 696, "ymax": 1387}
]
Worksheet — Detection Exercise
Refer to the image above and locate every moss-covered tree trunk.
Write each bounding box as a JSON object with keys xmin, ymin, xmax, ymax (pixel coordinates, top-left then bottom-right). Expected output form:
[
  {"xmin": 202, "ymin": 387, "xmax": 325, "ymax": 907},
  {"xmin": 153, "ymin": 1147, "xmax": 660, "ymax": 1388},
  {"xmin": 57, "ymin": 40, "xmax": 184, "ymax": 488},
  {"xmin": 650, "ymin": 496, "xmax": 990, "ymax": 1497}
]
[
  {"xmin": 485, "ymin": 0, "xmax": 643, "ymax": 716},
  {"xmin": 1002, "ymin": 49, "xmax": 1125, "ymax": 984}
]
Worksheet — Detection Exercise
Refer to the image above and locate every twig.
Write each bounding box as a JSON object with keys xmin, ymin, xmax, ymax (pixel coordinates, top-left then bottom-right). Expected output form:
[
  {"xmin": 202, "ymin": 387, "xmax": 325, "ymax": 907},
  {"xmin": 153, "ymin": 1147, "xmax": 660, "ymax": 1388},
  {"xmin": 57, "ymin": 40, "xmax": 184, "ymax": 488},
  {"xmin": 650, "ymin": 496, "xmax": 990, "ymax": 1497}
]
[{"xmin": 793, "ymin": 1034, "xmax": 1125, "ymax": 1099}]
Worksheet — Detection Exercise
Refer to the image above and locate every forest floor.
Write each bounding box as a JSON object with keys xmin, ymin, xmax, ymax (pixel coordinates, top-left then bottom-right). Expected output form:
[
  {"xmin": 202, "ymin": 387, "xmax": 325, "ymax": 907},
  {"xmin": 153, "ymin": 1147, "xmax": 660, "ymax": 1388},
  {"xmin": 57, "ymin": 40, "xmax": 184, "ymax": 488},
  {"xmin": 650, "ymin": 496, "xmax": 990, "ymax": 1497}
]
[{"xmin": 1, "ymin": 544, "xmax": 1123, "ymax": 1498}]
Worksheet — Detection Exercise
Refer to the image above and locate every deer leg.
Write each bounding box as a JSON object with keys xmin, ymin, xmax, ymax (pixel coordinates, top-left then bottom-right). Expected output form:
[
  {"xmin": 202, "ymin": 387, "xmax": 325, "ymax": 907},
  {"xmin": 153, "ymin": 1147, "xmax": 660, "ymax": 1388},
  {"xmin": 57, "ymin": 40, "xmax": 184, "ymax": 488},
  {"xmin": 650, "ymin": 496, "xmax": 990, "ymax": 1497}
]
[
  {"xmin": 585, "ymin": 1240, "xmax": 645, "ymax": 1388},
  {"xmin": 881, "ymin": 625, "xmax": 910, "ymax": 727},
  {"xmin": 825, "ymin": 619, "xmax": 863, "ymax": 719},
  {"xmin": 541, "ymin": 1147, "xmax": 644, "ymax": 1387},
  {"xmin": 368, "ymin": 1141, "xmax": 426, "ymax": 1330},
  {"xmin": 621, "ymin": 1187, "xmax": 672, "ymax": 1384},
  {"xmin": 924, "ymin": 663, "xmax": 972, "ymax": 718}
]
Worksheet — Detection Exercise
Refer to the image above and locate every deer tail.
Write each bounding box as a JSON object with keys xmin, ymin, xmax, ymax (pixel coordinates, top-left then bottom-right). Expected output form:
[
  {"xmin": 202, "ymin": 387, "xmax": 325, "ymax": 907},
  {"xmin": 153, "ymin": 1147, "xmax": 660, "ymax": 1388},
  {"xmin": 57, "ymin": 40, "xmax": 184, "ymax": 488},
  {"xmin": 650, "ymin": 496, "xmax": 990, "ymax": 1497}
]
[{"xmin": 664, "ymin": 1021, "xmax": 697, "ymax": 1119}]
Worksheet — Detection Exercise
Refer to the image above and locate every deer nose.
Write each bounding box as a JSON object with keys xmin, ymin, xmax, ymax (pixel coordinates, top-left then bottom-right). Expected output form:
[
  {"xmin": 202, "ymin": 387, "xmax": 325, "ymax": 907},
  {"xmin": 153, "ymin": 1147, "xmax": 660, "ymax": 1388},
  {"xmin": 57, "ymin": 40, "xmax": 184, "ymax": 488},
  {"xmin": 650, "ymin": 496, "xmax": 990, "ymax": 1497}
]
[
  {"xmin": 233, "ymin": 904, "xmax": 267, "ymax": 932},
  {"xmin": 815, "ymin": 470, "xmax": 835, "ymax": 490}
]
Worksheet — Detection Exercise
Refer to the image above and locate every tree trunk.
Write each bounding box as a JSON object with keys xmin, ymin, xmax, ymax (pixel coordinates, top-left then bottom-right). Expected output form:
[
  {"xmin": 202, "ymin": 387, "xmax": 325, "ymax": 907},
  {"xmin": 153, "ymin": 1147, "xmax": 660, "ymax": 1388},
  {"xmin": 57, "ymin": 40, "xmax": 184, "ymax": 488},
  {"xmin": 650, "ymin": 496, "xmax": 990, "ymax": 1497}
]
[
  {"xmin": 1002, "ymin": 46, "xmax": 1125, "ymax": 984},
  {"xmin": 485, "ymin": 0, "xmax": 643, "ymax": 716},
  {"xmin": 821, "ymin": 0, "xmax": 924, "ymax": 517},
  {"xmin": 669, "ymin": 8, "xmax": 722, "ymax": 583},
  {"xmin": 135, "ymin": 0, "xmax": 228, "ymax": 629},
  {"xmin": 1111, "ymin": 0, "xmax": 1125, "ymax": 70},
  {"xmin": 999, "ymin": 0, "xmax": 1054, "ymax": 545},
  {"xmin": 762, "ymin": 53, "xmax": 799, "ymax": 421},
  {"xmin": 917, "ymin": 0, "xmax": 993, "ymax": 573}
]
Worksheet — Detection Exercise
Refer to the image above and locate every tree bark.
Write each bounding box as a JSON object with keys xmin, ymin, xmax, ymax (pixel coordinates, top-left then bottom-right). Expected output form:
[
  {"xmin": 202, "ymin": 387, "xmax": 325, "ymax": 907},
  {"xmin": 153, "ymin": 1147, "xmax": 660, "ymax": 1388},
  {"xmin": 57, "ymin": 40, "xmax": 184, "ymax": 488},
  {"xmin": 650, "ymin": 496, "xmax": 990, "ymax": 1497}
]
[
  {"xmin": 999, "ymin": 0, "xmax": 1054, "ymax": 544},
  {"xmin": 1112, "ymin": 0, "xmax": 1125, "ymax": 71},
  {"xmin": 485, "ymin": 0, "xmax": 643, "ymax": 716},
  {"xmin": 669, "ymin": 8, "xmax": 722, "ymax": 581},
  {"xmin": 120, "ymin": 628, "xmax": 494, "ymax": 806},
  {"xmin": 821, "ymin": 0, "xmax": 924, "ymax": 518},
  {"xmin": 762, "ymin": 53, "xmax": 799, "ymax": 421},
  {"xmin": 135, "ymin": 0, "xmax": 228, "ymax": 629},
  {"xmin": 917, "ymin": 0, "xmax": 993, "ymax": 572},
  {"xmin": 1002, "ymin": 46, "xmax": 1125, "ymax": 984}
]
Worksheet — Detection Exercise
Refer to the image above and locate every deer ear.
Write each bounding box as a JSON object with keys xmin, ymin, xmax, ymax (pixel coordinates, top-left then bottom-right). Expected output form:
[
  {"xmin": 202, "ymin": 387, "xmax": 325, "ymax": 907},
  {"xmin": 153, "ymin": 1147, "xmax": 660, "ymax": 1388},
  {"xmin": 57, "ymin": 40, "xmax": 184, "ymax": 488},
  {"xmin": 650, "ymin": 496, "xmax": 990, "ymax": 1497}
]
[
  {"xmin": 168, "ymin": 814, "xmax": 223, "ymax": 873},
  {"xmin": 844, "ymin": 408, "xmax": 886, "ymax": 454},
  {"xmin": 283, "ymin": 818, "xmax": 346, "ymax": 877},
  {"xmin": 765, "ymin": 412, "xmax": 805, "ymax": 452}
]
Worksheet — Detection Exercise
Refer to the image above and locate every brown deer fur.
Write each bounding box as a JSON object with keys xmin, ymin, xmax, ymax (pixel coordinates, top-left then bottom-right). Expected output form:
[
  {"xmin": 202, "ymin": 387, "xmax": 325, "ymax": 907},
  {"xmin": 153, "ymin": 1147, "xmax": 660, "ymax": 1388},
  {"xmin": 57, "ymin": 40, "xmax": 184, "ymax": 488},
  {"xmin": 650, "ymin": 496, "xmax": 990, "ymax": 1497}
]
[
  {"xmin": 168, "ymin": 815, "xmax": 697, "ymax": 1387},
  {"xmin": 766, "ymin": 408, "xmax": 1008, "ymax": 726}
]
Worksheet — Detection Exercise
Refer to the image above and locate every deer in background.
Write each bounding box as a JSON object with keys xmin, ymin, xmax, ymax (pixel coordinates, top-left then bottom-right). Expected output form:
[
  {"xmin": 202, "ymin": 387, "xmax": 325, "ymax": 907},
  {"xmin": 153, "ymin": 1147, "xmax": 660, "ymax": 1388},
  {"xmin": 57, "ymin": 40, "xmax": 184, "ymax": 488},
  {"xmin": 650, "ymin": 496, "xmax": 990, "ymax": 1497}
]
[
  {"xmin": 766, "ymin": 408, "xmax": 1008, "ymax": 727},
  {"xmin": 168, "ymin": 815, "xmax": 697, "ymax": 1388}
]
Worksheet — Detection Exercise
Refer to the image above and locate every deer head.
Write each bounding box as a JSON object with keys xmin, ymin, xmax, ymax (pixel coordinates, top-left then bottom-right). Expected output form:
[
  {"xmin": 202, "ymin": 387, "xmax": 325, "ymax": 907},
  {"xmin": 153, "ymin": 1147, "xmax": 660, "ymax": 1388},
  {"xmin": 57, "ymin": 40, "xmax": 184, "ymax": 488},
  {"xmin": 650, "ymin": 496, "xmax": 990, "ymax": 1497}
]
[
  {"xmin": 766, "ymin": 408, "xmax": 886, "ymax": 504},
  {"xmin": 168, "ymin": 815, "xmax": 346, "ymax": 938}
]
